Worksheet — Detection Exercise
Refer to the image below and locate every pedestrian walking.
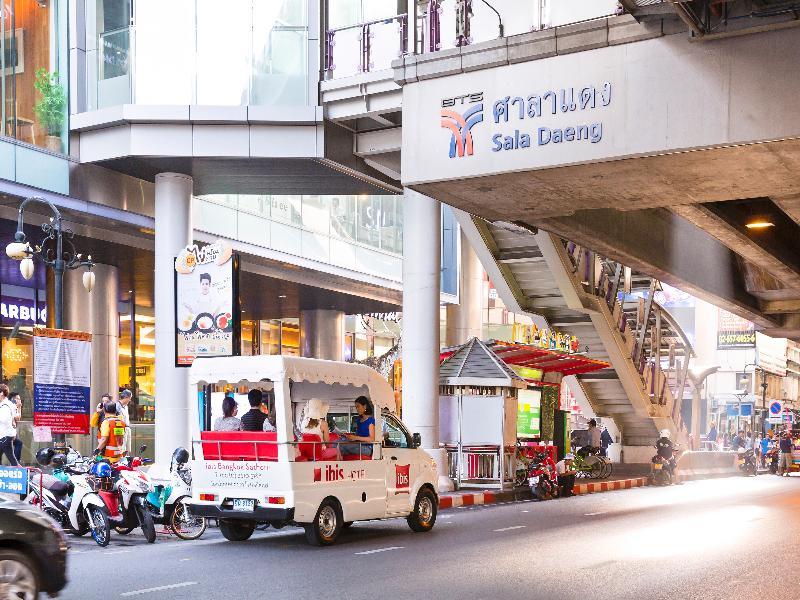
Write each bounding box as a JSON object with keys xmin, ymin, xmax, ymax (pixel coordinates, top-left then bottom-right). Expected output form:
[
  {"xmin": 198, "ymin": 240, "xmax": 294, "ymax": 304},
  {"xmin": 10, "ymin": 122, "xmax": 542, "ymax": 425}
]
[
  {"xmin": 707, "ymin": 422, "xmax": 717, "ymax": 448},
  {"xmin": 0, "ymin": 384, "xmax": 19, "ymax": 466},
  {"xmin": 9, "ymin": 392, "xmax": 23, "ymax": 464},
  {"xmin": 118, "ymin": 389, "xmax": 133, "ymax": 453},
  {"xmin": 600, "ymin": 427, "xmax": 613, "ymax": 458},
  {"xmin": 779, "ymin": 432, "xmax": 794, "ymax": 476},
  {"xmin": 761, "ymin": 434, "xmax": 771, "ymax": 468}
]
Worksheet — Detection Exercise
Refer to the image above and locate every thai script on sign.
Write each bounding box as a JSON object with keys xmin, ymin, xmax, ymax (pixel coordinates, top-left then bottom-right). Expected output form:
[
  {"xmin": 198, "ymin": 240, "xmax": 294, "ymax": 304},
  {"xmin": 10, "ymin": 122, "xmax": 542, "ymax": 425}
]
[{"xmin": 491, "ymin": 82, "xmax": 612, "ymax": 123}]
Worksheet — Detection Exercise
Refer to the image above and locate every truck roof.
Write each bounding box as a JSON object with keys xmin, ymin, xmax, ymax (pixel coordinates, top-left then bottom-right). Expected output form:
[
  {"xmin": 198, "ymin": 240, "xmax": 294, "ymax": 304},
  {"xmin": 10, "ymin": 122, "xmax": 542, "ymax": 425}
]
[{"xmin": 188, "ymin": 355, "xmax": 396, "ymax": 412}]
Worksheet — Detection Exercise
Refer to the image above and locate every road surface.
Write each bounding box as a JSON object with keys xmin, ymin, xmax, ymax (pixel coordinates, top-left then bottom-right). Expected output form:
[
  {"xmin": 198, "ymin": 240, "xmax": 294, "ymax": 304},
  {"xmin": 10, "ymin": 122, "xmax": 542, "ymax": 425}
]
[{"xmin": 61, "ymin": 476, "xmax": 800, "ymax": 599}]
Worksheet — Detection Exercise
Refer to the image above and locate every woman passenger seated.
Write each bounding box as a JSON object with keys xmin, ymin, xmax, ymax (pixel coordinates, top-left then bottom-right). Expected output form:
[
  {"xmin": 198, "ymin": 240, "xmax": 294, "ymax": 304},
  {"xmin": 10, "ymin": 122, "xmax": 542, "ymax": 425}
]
[
  {"xmin": 213, "ymin": 396, "xmax": 242, "ymax": 431},
  {"xmin": 337, "ymin": 396, "xmax": 375, "ymax": 458}
]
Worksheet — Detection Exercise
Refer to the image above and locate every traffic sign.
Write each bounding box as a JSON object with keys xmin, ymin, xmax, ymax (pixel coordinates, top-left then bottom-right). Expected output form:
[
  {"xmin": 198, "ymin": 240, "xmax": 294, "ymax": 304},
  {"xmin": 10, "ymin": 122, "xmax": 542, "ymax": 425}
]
[
  {"xmin": 770, "ymin": 401, "xmax": 783, "ymax": 415},
  {"xmin": 0, "ymin": 467, "xmax": 27, "ymax": 496}
]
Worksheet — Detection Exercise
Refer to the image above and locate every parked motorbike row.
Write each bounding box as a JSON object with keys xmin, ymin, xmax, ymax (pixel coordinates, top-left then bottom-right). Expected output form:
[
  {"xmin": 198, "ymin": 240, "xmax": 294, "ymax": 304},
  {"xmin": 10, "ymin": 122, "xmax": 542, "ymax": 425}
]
[{"xmin": 26, "ymin": 445, "xmax": 205, "ymax": 547}]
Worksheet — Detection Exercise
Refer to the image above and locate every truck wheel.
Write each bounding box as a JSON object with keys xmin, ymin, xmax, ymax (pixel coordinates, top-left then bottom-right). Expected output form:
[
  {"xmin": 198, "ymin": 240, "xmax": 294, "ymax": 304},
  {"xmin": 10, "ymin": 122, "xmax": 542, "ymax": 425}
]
[
  {"xmin": 0, "ymin": 549, "xmax": 39, "ymax": 599},
  {"xmin": 407, "ymin": 488, "xmax": 437, "ymax": 533},
  {"xmin": 304, "ymin": 499, "xmax": 342, "ymax": 546},
  {"xmin": 219, "ymin": 519, "xmax": 256, "ymax": 542}
]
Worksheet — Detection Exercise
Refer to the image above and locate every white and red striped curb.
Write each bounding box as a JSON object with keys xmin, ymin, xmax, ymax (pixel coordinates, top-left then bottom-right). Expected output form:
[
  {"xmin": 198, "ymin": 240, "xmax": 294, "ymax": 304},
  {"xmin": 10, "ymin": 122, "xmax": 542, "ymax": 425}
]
[
  {"xmin": 573, "ymin": 476, "xmax": 649, "ymax": 495},
  {"xmin": 439, "ymin": 491, "xmax": 502, "ymax": 509},
  {"xmin": 439, "ymin": 477, "xmax": 651, "ymax": 508}
]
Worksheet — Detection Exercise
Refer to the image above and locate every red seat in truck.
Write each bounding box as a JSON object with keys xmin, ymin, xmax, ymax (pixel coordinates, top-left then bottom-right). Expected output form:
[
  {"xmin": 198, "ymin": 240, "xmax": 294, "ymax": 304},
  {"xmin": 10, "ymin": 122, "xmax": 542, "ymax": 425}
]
[{"xmin": 200, "ymin": 431, "xmax": 278, "ymax": 461}]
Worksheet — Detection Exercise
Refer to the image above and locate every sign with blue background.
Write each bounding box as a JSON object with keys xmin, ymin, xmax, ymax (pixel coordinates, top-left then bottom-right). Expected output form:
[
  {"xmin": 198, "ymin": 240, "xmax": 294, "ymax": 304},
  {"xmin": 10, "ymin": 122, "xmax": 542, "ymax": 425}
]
[{"xmin": 0, "ymin": 466, "xmax": 28, "ymax": 495}]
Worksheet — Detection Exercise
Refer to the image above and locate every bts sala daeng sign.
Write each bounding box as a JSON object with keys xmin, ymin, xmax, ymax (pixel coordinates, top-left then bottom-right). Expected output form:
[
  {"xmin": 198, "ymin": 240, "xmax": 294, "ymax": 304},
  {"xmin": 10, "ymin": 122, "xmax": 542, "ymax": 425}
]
[
  {"xmin": 33, "ymin": 328, "xmax": 92, "ymax": 435},
  {"xmin": 175, "ymin": 240, "xmax": 240, "ymax": 366}
]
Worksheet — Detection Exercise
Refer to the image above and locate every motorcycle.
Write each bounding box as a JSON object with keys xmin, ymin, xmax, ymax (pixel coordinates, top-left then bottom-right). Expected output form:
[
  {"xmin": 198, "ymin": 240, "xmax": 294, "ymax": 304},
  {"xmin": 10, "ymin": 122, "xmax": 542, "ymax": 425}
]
[
  {"xmin": 737, "ymin": 448, "xmax": 758, "ymax": 476},
  {"xmin": 141, "ymin": 447, "xmax": 206, "ymax": 540},
  {"xmin": 92, "ymin": 446, "xmax": 157, "ymax": 543},
  {"xmin": 766, "ymin": 447, "xmax": 779, "ymax": 475},
  {"xmin": 26, "ymin": 448, "xmax": 111, "ymax": 547},
  {"xmin": 528, "ymin": 452, "xmax": 559, "ymax": 501},
  {"xmin": 650, "ymin": 445, "xmax": 680, "ymax": 486}
]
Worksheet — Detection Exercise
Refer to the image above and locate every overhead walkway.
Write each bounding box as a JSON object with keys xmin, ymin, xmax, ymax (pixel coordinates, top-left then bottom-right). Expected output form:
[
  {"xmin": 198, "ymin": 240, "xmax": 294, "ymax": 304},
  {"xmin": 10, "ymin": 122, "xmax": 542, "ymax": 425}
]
[{"xmin": 457, "ymin": 213, "xmax": 694, "ymax": 459}]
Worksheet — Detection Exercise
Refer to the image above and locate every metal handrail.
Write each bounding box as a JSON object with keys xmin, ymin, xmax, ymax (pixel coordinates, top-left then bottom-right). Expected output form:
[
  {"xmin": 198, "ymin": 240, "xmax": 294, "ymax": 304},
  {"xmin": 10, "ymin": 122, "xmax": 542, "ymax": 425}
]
[{"xmin": 325, "ymin": 13, "xmax": 409, "ymax": 76}]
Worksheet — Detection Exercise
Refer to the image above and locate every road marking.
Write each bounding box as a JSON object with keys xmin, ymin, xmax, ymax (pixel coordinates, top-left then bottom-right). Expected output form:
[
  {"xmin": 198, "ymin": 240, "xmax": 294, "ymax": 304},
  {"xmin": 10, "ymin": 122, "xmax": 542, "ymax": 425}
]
[
  {"xmin": 105, "ymin": 550, "xmax": 133, "ymax": 555},
  {"xmin": 493, "ymin": 525, "xmax": 526, "ymax": 532},
  {"xmin": 355, "ymin": 546, "xmax": 404, "ymax": 555},
  {"xmin": 121, "ymin": 582, "xmax": 198, "ymax": 597},
  {"xmin": 521, "ymin": 510, "xmax": 530, "ymax": 513},
  {"xmin": 584, "ymin": 512, "xmax": 604, "ymax": 516},
  {"xmin": 179, "ymin": 558, "xmax": 191, "ymax": 562}
]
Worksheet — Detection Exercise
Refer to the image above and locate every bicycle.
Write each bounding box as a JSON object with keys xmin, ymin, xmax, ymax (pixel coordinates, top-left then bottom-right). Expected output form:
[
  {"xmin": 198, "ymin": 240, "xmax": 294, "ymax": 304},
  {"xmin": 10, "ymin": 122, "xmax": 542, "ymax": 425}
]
[{"xmin": 572, "ymin": 448, "xmax": 612, "ymax": 479}]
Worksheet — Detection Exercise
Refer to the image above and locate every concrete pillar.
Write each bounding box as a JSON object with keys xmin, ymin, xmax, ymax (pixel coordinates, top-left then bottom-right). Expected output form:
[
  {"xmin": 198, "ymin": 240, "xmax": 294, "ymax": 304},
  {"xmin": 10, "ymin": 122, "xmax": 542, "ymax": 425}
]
[
  {"xmin": 402, "ymin": 188, "xmax": 452, "ymax": 491},
  {"xmin": 154, "ymin": 173, "xmax": 193, "ymax": 466},
  {"xmin": 300, "ymin": 309, "xmax": 344, "ymax": 360},
  {"xmin": 445, "ymin": 229, "xmax": 484, "ymax": 347},
  {"xmin": 63, "ymin": 263, "xmax": 119, "ymax": 406}
]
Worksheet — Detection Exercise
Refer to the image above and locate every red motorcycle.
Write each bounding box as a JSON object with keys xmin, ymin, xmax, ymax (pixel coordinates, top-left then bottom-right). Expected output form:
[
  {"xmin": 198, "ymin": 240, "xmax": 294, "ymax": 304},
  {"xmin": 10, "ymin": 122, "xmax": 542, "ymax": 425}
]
[{"xmin": 527, "ymin": 452, "xmax": 559, "ymax": 500}]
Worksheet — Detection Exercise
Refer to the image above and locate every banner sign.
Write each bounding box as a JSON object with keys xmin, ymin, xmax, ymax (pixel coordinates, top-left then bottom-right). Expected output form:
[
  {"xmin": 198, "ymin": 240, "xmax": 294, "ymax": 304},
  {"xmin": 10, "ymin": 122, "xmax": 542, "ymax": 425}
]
[
  {"xmin": 517, "ymin": 389, "xmax": 541, "ymax": 438},
  {"xmin": 717, "ymin": 309, "xmax": 756, "ymax": 349},
  {"xmin": 33, "ymin": 328, "xmax": 92, "ymax": 434},
  {"xmin": 0, "ymin": 466, "xmax": 28, "ymax": 496},
  {"xmin": 175, "ymin": 240, "xmax": 239, "ymax": 367}
]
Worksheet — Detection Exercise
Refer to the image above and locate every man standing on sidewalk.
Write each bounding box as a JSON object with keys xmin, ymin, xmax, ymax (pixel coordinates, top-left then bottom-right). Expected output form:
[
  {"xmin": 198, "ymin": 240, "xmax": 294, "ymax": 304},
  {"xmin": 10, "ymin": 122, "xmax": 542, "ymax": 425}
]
[
  {"xmin": 779, "ymin": 431, "xmax": 794, "ymax": 477},
  {"xmin": 0, "ymin": 384, "xmax": 19, "ymax": 465}
]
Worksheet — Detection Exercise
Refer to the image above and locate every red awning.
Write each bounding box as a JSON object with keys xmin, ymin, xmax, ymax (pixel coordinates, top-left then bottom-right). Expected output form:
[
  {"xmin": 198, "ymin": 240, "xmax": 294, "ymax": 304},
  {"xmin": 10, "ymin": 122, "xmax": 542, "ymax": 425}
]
[{"xmin": 440, "ymin": 340, "xmax": 610, "ymax": 376}]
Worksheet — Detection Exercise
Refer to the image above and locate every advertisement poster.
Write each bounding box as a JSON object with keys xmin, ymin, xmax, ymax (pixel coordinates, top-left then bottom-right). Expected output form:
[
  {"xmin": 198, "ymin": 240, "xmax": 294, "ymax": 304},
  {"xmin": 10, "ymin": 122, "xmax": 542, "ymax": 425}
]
[
  {"xmin": 33, "ymin": 328, "xmax": 92, "ymax": 434},
  {"xmin": 175, "ymin": 240, "xmax": 239, "ymax": 366},
  {"xmin": 517, "ymin": 388, "xmax": 541, "ymax": 438},
  {"xmin": 717, "ymin": 308, "xmax": 756, "ymax": 349}
]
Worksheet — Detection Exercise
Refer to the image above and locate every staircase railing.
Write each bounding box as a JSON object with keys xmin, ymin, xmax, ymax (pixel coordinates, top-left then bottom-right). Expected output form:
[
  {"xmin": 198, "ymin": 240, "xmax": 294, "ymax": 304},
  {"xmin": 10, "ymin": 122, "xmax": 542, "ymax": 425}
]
[{"xmin": 563, "ymin": 242, "xmax": 694, "ymax": 433}]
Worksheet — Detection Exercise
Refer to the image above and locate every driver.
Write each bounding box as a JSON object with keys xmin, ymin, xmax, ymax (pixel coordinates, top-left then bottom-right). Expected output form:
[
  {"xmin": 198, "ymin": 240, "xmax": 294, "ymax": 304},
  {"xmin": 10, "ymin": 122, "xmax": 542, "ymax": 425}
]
[{"xmin": 653, "ymin": 429, "xmax": 677, "ymax": 474}]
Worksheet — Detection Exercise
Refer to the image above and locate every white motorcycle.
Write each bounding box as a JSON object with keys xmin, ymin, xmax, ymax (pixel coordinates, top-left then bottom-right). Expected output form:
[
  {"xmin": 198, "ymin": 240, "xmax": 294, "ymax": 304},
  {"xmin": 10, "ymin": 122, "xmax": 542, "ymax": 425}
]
[
  {"xmin": 144, "ymin": 447, "xmax": 206, "ymax": 540},
  {"xmin": 92, "ymin": 446, "xmax": 157, "ymax": 544},
  {"xmin": 27, "ymin": 448, "xmax": 111, "ymax": 547}
]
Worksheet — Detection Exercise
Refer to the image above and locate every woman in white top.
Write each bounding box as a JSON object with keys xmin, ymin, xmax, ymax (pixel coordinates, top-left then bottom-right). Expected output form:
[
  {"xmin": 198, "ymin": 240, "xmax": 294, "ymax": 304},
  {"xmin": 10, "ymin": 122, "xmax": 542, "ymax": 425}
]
[
  {"xmin": 302, "ymin": 399, "xmax": 340, "ymax": 460},
  {"xmin": 213, "ymin": 396, "xmax": 242, "ymax": 432}
]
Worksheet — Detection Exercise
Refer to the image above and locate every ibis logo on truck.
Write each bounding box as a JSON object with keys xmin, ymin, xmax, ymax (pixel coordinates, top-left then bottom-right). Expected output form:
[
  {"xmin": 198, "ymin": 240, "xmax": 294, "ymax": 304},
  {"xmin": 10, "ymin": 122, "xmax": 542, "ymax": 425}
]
[
  {"xmin": 313, "ymin": 464, "xmax": 366, "ymax": 483},
  {"xmin": 440, "ymin": 93, "xmax": 484, "ymax": 159},
  {"xmin": 395, "ymin": 464, "xmax": 410, "ymax": 494}
]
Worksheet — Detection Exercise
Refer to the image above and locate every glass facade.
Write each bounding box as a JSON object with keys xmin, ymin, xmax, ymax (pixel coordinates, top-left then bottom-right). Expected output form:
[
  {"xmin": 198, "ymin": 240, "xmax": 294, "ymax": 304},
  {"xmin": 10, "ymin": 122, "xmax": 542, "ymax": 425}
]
[
  {"xmin": 118, "ymin": 304, "xmax": 155, "ymax": 423},
  {"xmin": 1, "ymin": 0, "xmax": 68, "ymax": 153},
  {"xmin": 87, "ymin": 0, "xmax": 309, "ymax": 109}
]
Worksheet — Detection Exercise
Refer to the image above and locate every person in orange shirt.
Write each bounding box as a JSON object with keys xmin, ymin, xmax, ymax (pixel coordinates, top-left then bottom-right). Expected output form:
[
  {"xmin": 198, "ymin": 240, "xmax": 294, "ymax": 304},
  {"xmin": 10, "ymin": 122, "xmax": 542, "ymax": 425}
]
[{"xmin": 96, "ymin": 402, "xmax": 127, "ymax": 463}]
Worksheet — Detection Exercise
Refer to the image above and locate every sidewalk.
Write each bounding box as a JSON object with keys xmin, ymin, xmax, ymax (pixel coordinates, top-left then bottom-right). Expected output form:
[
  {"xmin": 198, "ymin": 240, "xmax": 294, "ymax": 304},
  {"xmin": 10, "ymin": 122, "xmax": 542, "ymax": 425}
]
[{"xmin": 439, "ymin": 463, "xmax": 652, "ymax": 509}]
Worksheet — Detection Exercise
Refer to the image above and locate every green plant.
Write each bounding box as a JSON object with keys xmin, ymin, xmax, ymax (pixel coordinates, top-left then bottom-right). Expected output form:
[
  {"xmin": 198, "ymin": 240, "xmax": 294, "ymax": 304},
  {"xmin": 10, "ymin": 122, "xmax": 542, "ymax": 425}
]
[{"xmin": 33, "ymin": 68, "xmax": 66, "ymax": 137}]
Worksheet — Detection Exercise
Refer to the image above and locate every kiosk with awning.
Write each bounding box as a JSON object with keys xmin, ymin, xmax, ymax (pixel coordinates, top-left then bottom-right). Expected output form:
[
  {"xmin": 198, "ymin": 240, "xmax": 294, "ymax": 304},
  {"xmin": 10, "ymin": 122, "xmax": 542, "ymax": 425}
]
[{"xmin": 439, "ymin": 338, "xmax": 610, "ymax": 489}]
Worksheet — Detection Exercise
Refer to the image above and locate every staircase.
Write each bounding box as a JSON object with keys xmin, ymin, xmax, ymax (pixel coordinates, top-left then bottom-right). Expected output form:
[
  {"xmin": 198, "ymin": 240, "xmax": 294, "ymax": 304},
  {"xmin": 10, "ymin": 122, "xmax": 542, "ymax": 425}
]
[{"xmin": 456, "ymin": 212, "xmax": 694, "ymax": 456}]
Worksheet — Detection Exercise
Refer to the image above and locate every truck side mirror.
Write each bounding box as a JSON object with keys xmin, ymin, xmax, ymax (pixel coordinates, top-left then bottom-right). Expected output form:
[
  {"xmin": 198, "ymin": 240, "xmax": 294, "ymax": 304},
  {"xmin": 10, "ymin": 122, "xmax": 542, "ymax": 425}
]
[{"xmin": 412, "ymin": 433, "xmax": 422, "ymax": 448}]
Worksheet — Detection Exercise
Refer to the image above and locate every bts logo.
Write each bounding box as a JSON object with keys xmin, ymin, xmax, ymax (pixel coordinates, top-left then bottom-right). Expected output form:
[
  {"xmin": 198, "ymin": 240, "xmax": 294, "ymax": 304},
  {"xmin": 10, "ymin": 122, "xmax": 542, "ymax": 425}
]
[
  {"xmin": 395, "ymin": 464, "xmax": 410, "ymax": 494},
  {"xmin": 440, "ymin": 100, "xmax": 484, "ymax": 158}
]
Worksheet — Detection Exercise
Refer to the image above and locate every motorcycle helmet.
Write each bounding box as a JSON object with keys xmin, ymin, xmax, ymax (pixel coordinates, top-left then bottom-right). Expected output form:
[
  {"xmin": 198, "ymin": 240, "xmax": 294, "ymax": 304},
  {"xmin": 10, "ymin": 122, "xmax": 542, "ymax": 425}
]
[
  {"xmin": 35, "ymin": 447, "xmax": 55, "ymax": 467},
  {"xmin": 172, "ymin": 447, "xmax": 190, "ymax": 466},
  {"xmin": 659, "ymin": 429, "xmax": 672, "ymax": 440},
  {"xmin": 90, "ymin": 461, "xmax": 112, "ymax": 478},
  {"xmin": 50, "ymin": 454, "xmax": 66, "ymax": 468}
]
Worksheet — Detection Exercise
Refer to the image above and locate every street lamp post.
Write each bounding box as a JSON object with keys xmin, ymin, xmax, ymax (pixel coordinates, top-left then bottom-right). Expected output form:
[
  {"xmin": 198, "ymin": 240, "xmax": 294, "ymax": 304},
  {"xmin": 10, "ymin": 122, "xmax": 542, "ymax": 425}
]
[{"xmin": 5, "ymin": 196, "xmax": 95, "ymax": 443}]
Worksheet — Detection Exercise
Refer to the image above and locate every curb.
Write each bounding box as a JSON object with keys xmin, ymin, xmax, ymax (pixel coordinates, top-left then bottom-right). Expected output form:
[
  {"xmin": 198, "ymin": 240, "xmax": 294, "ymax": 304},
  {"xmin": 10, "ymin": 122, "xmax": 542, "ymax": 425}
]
[
  {"xmin": 573, "ymin": 476, "xmax": 649, "ymax": 495},
  {"xmin": 439, "ymin": 476, "xmax": 650, "ymax": 508}
]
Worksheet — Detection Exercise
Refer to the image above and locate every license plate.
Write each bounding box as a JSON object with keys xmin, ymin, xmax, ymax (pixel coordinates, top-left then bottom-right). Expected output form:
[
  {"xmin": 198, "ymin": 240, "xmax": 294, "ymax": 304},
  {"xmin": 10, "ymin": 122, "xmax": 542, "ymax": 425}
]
[
  {"xmin": 232, "ymin": 498, "xmax": 255, "ymax": 512},
  {"xmin": 528, "ymin": 476, "xmax": 539, "ymax": 485},
  {"xmin": 654, "ymin": 463, "xmax": 662, "ymax": 470}
]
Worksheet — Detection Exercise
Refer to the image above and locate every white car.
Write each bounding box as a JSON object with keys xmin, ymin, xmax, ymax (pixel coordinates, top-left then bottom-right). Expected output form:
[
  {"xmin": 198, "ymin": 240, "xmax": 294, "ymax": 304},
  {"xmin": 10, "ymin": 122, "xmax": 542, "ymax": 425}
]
[{"xmin": 186, "ymin": 356, "xmax": 439, "ymax": 545}]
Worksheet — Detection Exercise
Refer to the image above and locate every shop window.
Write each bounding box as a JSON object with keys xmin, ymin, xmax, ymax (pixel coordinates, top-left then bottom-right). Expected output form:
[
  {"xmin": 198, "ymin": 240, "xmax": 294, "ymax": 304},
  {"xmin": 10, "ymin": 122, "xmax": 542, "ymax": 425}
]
[
  {"xmin": 1, "ymin": 327, "xmax": 33, "ymax": 419},
  {"xmin": 119, "ymin": 307, "xmax": 155, "ymax": 423},
  {"xmin": 357, "ymin": 196, "xmax": 381, "ymax": 249},
  {"xmin": 2, "ymin": 0, "xmax": 68, "ymax": 153},
  {"xmin": 330, "ymin": 195, "xmax": 356, "ymax": 242},
  {"xmin": 301, "ymin": 196, "xmax": 330, "ymax": 235},
  {"xmin": 281, "ymin": 319, "xmax": 299, "ymax": 356}
]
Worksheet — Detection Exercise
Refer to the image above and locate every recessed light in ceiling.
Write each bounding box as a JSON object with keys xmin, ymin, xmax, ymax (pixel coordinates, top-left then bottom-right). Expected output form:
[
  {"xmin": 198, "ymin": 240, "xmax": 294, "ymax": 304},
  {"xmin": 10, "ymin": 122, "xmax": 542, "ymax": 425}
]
[
  {"xmin": 278, "ymin": 295, "xmax": 287, "ymax": 299},
  {"xmin": 745, "ymin": 220, "xmax": 774, "ymax": 230}
]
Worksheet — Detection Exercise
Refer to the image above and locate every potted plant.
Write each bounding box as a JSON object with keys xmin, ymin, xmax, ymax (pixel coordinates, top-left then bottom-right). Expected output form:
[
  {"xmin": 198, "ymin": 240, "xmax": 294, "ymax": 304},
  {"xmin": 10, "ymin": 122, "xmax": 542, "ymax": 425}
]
[{"xmin": 33, "ymin": 68, "xmax": 67, "ymax": 153}]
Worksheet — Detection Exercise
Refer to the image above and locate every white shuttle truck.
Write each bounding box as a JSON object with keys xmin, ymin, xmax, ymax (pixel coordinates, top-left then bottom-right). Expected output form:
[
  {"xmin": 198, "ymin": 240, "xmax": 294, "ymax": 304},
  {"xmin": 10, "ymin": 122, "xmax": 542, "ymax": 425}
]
[{"xmin": 186, "ymin": 356, "xmax": 439, "ymax": 546}]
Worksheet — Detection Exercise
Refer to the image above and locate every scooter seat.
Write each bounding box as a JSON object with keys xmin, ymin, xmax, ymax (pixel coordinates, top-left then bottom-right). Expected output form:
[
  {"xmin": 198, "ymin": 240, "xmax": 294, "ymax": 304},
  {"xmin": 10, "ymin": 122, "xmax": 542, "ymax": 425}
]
[{"xmin": 42, "ymin": 475, "xmax": 72, "ymax": 498}]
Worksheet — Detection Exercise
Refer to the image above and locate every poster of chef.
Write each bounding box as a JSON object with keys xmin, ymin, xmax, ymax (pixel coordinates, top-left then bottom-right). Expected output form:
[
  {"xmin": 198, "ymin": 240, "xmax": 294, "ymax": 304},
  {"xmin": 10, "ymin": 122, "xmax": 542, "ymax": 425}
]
[{"xmin": 175, "ymin": 240, "xmax": 239, "ymax": 366}]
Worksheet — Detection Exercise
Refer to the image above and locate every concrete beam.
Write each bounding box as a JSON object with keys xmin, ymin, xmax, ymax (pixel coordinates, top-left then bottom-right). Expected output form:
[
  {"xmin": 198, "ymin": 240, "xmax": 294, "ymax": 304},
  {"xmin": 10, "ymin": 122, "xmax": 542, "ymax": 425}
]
[
  {"xmin": 354, "ymin": 128, "xmax": 402, "ymax": 157},
  {"xmin": 536, "ymin": 207, "xmax": 776, "ymax": 329},
  {"xmin": 671, "ymin": 204, "xmax": 800, "ymax": 293}
]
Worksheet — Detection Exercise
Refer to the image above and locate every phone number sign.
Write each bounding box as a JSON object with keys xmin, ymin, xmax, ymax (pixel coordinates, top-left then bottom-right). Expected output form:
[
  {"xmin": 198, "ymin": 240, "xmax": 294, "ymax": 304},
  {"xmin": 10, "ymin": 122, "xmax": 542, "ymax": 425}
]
[{"xmin": 0, "ymin": 467, "xmax": 28, "ymax": 495}]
